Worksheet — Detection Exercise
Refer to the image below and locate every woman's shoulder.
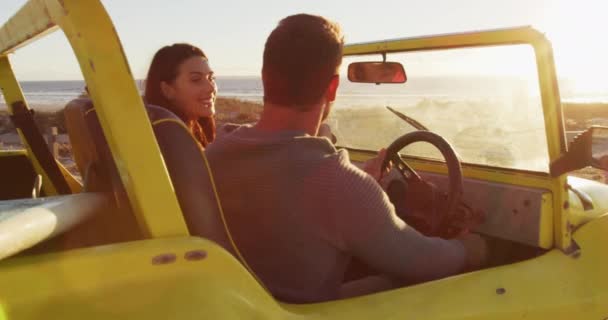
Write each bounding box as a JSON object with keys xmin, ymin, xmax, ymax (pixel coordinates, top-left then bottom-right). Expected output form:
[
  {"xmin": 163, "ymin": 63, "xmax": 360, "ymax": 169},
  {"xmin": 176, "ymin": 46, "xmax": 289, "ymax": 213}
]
[
  {"xmin": 217, "ymin": 123, "xmax": 244, "ymax": 135},
  {"xmin": 145, "ymin": 104, "xmax": 182, "ymax": 123}
]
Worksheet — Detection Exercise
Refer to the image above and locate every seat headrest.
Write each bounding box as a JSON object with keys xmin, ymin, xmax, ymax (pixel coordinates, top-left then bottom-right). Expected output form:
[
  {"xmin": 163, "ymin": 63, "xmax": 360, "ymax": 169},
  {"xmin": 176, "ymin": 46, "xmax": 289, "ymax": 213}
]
[
  {"xmin": 63, "ymin": 98, "xmax": 232, "ymax": 250},
  {"xmin": 64, "ymin": 98, "xmax": 98, "ymax": 180},
  {"xmin": 64, "ymin": 100, "xmax": 182, "ymax": 184}
]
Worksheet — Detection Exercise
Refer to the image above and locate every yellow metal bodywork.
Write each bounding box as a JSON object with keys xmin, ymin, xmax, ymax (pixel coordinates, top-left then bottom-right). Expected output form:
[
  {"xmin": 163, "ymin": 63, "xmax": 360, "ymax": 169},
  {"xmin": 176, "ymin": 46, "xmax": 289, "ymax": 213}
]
[
  {"xmin": 0, "ymin": 0, "xmax": 188, "ymax": 238},
  {"xmin": 567, "ymin": 176, "xmax": 608, "ymax": 228},
  {"xmin": 343, "ymin": 28, "xmax": 572, "ymax": 250},
  {"xmin": 1, "ymin": 216, "xmax": 607, "ymax": 319},
  {"xmin": 0, "ymin": 150, "xmax": 27, "ymax": 158}
]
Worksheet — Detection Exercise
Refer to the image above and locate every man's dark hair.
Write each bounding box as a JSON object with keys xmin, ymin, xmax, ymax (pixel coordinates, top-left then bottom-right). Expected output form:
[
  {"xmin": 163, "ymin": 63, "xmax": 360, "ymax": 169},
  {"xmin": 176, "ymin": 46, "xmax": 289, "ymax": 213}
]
[{"xmin": 262, "ymin": 14, "xmax": 344, "ymax": 110}]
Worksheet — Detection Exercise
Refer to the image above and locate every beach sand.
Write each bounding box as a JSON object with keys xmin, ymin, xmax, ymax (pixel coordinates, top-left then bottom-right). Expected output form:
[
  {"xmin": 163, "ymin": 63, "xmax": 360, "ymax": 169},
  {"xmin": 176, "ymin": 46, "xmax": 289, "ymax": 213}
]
[
  {"xmin": 0, "ymin": 97, "xmax": 262, "ymax": 177},
  {"xmin": 1, "ymin": 99, "xmax": 607, "ymax": 183}
]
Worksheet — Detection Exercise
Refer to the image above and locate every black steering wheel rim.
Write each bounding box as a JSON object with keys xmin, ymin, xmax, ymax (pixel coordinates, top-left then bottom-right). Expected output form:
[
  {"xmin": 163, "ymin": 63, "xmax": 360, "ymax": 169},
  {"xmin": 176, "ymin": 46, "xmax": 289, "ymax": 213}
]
[{"xmin": 382, "ymin": 130, "xmax": 464, "ymax": 235}]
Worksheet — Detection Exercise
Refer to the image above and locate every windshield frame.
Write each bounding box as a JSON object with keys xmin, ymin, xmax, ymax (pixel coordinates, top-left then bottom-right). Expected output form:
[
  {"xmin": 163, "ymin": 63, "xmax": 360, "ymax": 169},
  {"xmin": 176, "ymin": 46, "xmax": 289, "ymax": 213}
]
[
  {"xmin": 343, "ymin": 27, "xmax": 573, "ymax": 251},
  {"xmin": 343, "ymin": 26, "xmax": 566, "ymax": 167}
]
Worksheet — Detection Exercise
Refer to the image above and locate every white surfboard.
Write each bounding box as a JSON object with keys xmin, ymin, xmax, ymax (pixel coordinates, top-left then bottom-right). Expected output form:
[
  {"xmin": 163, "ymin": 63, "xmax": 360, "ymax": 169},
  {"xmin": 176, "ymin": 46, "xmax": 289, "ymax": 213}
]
[{"xmin": 0, "ymin": 193, "xmax": 107, "ymax": 260}]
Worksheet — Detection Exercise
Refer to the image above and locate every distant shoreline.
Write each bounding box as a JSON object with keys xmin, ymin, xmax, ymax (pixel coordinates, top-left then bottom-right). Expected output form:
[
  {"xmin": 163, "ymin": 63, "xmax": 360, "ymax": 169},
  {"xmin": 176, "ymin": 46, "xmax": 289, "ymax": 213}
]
[
  {"xmin": 1, "ymin": 98, "xmax": 607, "ymax": 183},
  {"xmin": 0, "ymin": 97, "xmax": 263, "ymax": 177},
  {"xmin": 0, "ymin": 97, "xmax": 262, "ymax": 136},
  {"xmin": 1, "ymin": 99, "xmax": 607, "ymax": 135},
  {"xmin": 562, "ymin": 102, "xmax": 608, "ymax": 130}
]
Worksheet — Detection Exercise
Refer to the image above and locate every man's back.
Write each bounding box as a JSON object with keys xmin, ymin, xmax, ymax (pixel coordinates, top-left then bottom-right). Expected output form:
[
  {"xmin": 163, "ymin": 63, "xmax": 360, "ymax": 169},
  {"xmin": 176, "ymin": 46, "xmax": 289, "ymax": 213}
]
[
  {"xmin": 206, "ymin": 125, "xmax": 392, "ymax": 302},
  {"xmin": 206, "ymin": 125, "xmax": 468, "ymax": 303},
  {"xmin": 202, "ymin": 14, "xmax": 485, "ymax": 304}
]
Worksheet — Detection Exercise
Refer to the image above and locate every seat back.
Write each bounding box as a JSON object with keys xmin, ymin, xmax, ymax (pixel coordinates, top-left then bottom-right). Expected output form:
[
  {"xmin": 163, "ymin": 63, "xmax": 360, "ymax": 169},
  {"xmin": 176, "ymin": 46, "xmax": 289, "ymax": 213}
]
[{"xmin": 64, "ymin": 99, "xmax": 231, "ymax": 249}]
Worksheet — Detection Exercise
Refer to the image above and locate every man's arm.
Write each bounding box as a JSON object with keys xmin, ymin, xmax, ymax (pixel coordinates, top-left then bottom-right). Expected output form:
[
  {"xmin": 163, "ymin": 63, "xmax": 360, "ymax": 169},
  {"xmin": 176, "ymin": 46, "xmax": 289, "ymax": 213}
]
[
  {"xmin": 348, "ymin": 210, "xmax": 466, "ymax": 283},
  {"xmin": 327, "ymin": 153, "xmax": 480, "ymax": 283}
]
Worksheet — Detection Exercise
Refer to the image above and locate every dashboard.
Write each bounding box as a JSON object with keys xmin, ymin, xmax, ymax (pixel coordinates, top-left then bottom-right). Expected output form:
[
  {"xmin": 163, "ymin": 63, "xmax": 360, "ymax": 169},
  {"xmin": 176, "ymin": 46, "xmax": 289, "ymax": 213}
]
[{"xmin": 400, "ymin": 171, "xmax": 553, "ymax": 248}]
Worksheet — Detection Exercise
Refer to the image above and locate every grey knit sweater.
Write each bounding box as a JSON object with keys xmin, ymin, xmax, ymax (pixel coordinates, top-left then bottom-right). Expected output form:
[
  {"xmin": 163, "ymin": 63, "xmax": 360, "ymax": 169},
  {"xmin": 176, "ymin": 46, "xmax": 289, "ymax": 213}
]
[{"xmin": 205, "ymin": 124, "xmax": 465, "ymax": 303}]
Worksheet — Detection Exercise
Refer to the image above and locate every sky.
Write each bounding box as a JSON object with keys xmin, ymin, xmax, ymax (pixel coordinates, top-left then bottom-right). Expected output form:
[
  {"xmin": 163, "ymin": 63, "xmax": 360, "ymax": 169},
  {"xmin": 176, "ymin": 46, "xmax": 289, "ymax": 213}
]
[{"xmin": 1, "ymin": 0, "xmax": 608, "ymax": 91}]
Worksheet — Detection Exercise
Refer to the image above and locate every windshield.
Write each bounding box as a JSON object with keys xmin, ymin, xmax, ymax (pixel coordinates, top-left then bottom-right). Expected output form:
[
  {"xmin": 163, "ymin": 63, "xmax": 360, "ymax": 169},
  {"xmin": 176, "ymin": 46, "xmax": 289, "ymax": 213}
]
[{"xmin": 329, "ymin": 44, "xmax": 549, "ymax": 172}]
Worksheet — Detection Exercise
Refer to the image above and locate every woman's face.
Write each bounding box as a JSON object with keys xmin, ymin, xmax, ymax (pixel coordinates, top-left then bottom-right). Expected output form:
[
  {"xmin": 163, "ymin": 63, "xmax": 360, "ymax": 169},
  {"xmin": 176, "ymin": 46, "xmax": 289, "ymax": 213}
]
[{"xmin": 161, "ymin": 56, "xmax": 217, "ymax": 120}]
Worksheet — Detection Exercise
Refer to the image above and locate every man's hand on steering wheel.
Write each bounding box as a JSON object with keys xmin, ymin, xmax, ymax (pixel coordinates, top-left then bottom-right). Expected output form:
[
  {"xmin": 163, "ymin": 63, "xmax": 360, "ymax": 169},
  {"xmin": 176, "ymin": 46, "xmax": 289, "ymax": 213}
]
[
  {"xmin": 362, "ymin": 148, "xmax": 392, "ymax": 182},
  {"xmin": 382, "ymin": 130, "xmax": 484, "ymax": 239}
]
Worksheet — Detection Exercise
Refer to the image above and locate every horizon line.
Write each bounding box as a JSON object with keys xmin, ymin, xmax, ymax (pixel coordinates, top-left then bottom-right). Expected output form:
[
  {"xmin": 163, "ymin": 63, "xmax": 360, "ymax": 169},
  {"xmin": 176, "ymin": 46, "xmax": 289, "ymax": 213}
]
[{"xmin": 16, "ymin": 75, "xmax": 263, "ymax": 82}]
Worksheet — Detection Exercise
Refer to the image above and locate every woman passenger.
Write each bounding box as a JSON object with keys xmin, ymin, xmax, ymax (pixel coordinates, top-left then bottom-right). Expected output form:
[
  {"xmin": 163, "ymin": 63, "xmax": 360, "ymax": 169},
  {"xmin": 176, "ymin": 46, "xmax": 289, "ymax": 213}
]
[{"xmin": 144, "ymin": 43, "xmax": 217, "ymax": 147}]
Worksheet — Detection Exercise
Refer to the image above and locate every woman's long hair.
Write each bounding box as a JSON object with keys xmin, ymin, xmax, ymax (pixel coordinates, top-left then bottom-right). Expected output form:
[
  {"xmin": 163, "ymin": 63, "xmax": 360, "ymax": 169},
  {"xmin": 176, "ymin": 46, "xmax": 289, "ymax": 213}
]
[{"xmin": 144, "ymin": 43, "xmax": 216, "ymax": 147}]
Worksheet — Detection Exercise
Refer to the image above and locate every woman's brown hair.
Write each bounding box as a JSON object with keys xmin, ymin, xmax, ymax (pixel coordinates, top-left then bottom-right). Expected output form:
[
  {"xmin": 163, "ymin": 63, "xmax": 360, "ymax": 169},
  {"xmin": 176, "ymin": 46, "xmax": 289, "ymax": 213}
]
[{"xmin": 144, "ymin": 43, "xmax": 216, "ymax": 147}]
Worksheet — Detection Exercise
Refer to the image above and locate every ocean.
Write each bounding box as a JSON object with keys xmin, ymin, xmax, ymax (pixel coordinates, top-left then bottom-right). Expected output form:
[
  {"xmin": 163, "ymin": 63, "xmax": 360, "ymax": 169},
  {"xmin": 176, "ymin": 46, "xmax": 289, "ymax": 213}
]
[
  {"xmin": 1, "ymin": 76, "xmax": 607, "ymax": 111},
  {"xmin": 0, "ymin": 78, "xmax": 265, "ymax": 110},
  {"xmin": 1, "ymin": 76, "xmax": 607, "ymax": 172}
]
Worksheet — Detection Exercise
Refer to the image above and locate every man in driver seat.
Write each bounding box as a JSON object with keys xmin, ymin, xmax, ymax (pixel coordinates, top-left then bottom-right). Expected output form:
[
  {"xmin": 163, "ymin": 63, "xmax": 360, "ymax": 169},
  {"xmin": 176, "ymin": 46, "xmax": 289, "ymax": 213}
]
[{"xmin": 205, "ymin": 14, "xmax": 487, "ymax": 303}]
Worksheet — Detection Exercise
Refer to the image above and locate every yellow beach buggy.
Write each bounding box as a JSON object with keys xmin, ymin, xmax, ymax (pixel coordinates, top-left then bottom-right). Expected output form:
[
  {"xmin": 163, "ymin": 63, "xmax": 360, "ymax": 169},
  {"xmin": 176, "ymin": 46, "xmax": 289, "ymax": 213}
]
[{"xmin": 1, "ymin": 0, "xmax": 607, "ymax": 319}]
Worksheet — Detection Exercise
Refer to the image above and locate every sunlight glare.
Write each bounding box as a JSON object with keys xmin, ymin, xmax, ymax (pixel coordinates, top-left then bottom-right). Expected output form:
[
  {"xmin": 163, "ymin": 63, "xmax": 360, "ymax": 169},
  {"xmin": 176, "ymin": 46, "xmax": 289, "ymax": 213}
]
[{"xmin": 538, "ymin": 0, "xmax": 608, "ymax": 96}]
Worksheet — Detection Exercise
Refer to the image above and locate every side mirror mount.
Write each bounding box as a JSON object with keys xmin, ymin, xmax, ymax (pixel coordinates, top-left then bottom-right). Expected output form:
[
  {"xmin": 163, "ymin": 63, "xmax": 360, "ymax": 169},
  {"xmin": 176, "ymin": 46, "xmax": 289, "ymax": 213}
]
[
  {"xmin": 550, "ymin": 126, "xmax": 608, "ymax": 176},
  {"xmin": 590, "ymin": 126, "xmax": 608, "ymax": 169},
  {"xmin": 347, "ymin": 62, "xmax": 407, "ymax": 84}
]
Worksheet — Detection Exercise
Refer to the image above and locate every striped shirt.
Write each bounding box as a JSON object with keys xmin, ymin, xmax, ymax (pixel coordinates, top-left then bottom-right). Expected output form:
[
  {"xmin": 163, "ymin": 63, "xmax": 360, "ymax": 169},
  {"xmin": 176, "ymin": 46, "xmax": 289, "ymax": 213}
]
[{"xmin": 205, "ymin": 124, "xmax": 465, "ymax": 303}]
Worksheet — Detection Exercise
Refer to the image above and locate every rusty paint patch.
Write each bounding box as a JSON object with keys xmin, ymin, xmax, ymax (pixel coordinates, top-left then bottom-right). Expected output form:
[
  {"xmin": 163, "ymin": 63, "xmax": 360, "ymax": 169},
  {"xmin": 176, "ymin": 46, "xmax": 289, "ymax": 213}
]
[
  {"xmin": 89, "ymin": 59, "xmax": 95, "ymax": 72},
  {"xmin": 567, "ymin": 222, "xmax": 576, "ymax": 233},
  {"xmin": 57, "ymin": 0, "xmax": 69, "ymax": 15},
  {"xmin": 184, "ymin": 250, "xmax": 207, "ymax": 261},
  {"xmin": 112, "ymin": 27, "xmax": 134, "ymax": 77},
  {"xmin": 152, "ymin": 253, "xmax": 177, "ymax": 265},
  {"xmin": 43, "ymin": 6, "xmax": 51, "ymax": 19}
]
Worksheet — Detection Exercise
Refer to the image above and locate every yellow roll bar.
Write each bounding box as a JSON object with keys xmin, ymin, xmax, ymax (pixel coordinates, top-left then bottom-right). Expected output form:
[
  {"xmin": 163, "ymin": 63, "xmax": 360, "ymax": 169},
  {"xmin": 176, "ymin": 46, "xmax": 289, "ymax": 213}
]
[{"xmin": 0, "ymin": 0, "xmax": 189, "ymax": 238}]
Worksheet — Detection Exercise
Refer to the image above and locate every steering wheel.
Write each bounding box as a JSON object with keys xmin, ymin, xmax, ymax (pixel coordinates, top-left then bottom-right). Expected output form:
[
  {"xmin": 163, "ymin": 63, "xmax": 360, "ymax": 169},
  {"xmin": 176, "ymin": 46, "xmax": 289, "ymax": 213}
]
[{"xmin": 381, "ymin": 130, "xmax": 464, "ymax": 238}]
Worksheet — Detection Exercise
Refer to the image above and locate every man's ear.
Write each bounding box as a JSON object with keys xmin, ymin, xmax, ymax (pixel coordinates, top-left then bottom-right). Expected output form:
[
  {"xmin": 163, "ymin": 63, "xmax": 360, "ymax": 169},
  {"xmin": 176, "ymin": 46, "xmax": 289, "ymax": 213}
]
[
  {"xmin": 160, "ymin": 81, "xmax": 174, "ymax": 100},
  {"xmin": 326, "ymin": 75, "xmax": 340, "ymax": 102}
]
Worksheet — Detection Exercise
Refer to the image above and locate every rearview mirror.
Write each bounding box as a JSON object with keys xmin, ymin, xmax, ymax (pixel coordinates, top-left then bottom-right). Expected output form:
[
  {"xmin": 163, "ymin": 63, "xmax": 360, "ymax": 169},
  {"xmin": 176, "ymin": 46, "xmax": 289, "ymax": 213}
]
[
  {"xmin": 347, "ymin": 62, "xmax": 407, "ymax": 84},
  {"xmin": 550, "ymin": 126, "xmax": 608, "ymax": 176}
]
